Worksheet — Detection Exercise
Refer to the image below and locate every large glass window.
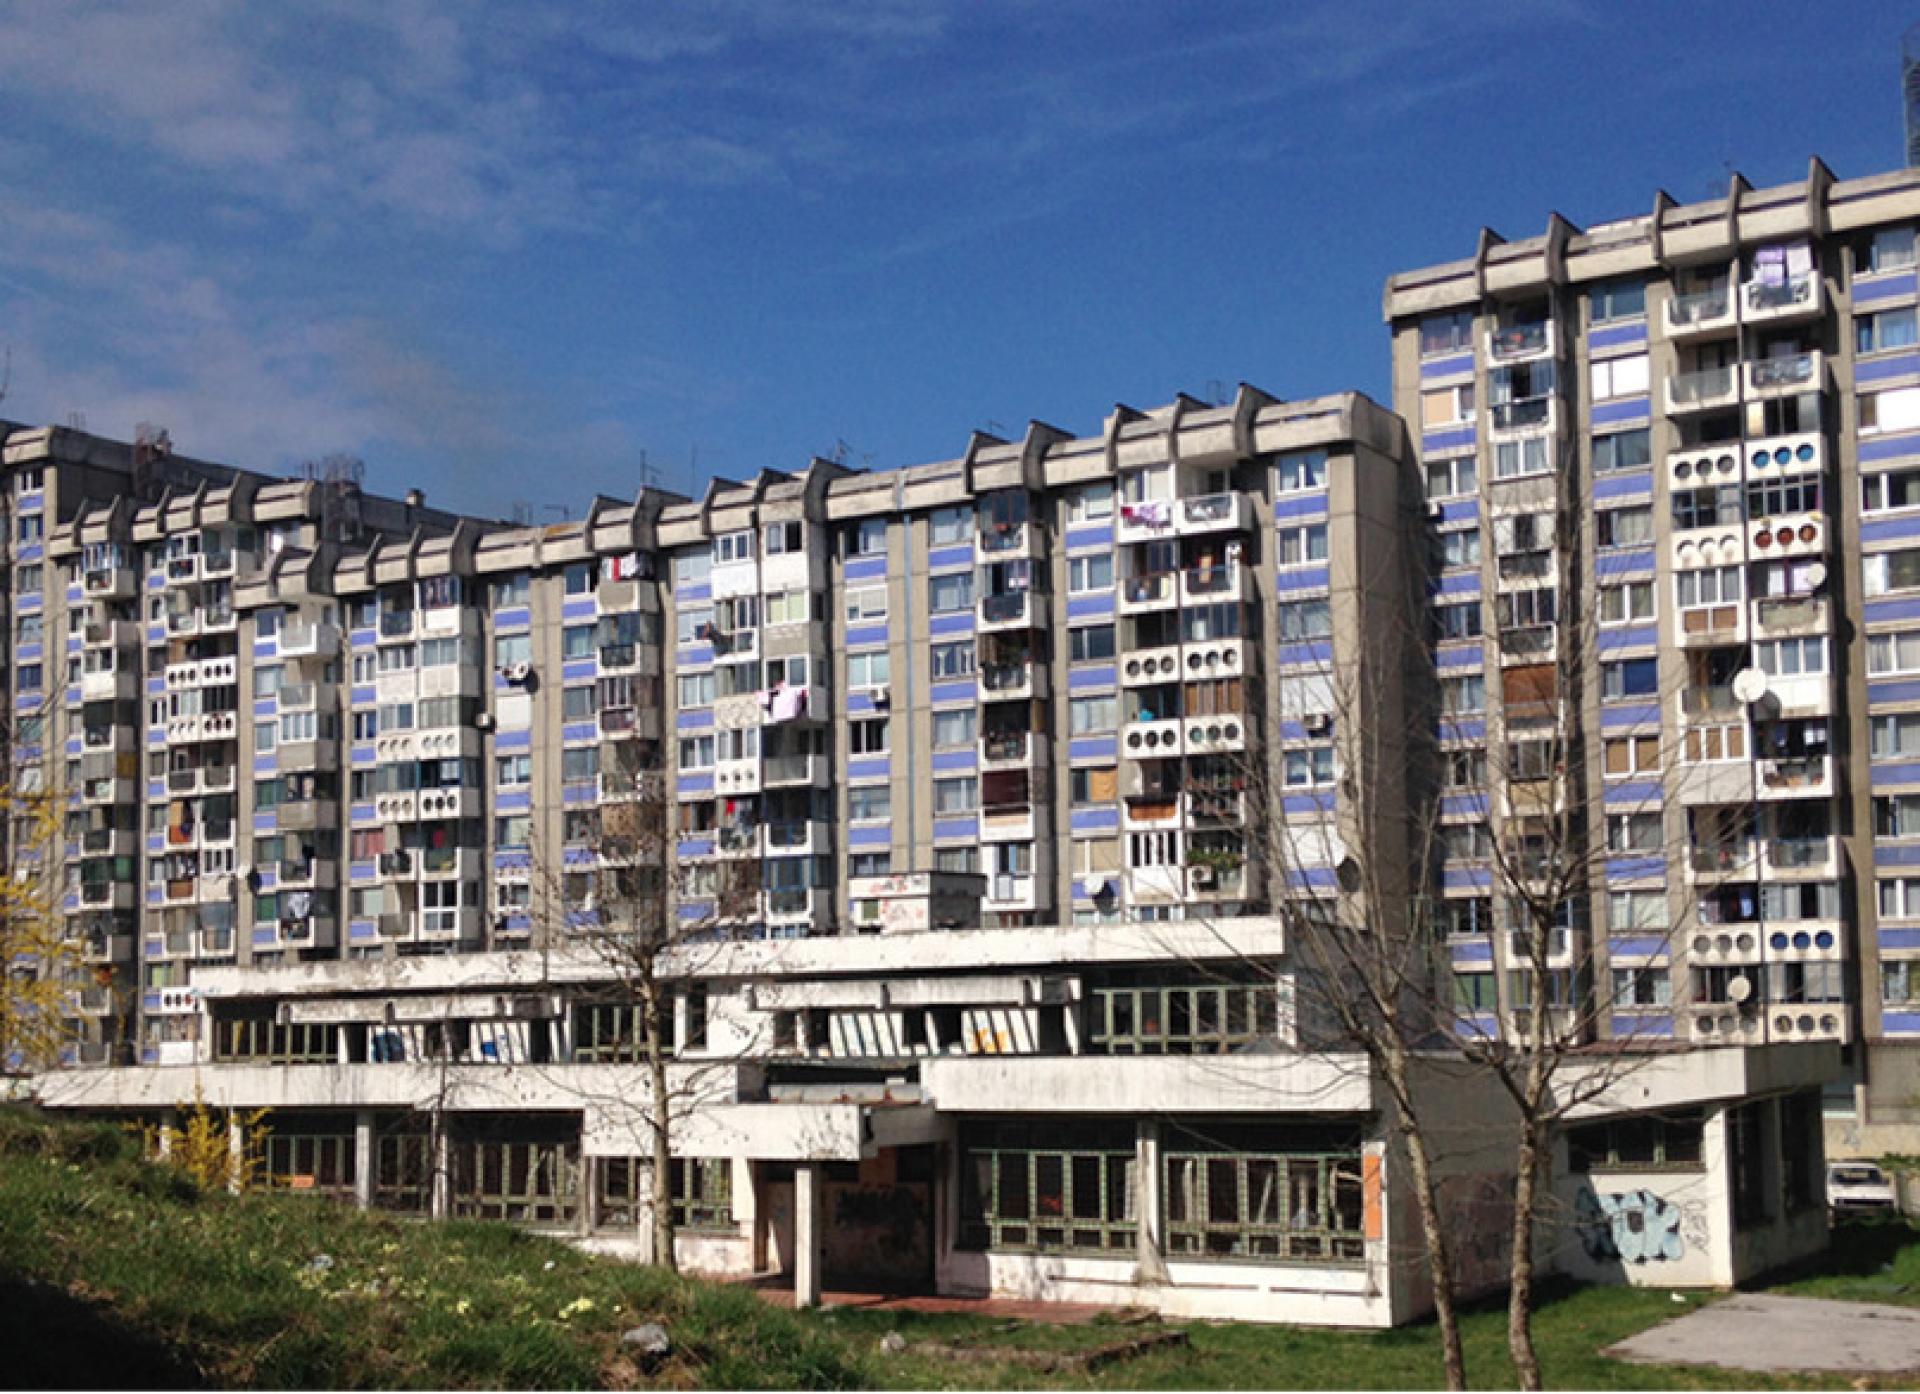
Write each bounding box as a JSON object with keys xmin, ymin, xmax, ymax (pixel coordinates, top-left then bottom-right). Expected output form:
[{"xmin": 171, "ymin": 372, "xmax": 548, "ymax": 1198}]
[
  {"xmin": 958, "ymin": 1121, "xmax": 1137, "ymax": 1254},
  {"xmin": 1163, "ymin": 1123, "xmax": 1364, "ymax": 1264}
]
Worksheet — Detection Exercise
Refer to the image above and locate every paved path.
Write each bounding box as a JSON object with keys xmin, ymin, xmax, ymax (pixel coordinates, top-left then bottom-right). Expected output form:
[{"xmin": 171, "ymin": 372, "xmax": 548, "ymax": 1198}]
[
  {"xmin": 740, "ymin": 1279, "xmax": 1113, "ymax": 1325},
  {"xmin": 1607, "ymin": 1293, "xmax": 1920, "ymax": 1375}
]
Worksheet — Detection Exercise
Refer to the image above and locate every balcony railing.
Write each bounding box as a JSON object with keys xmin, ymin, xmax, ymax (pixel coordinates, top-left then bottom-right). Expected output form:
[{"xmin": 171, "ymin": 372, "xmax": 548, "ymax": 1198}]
[
  {"xmin": 1670, "ymin": 365, "xmax": 1735, "ymax": 405},
  {"xmin": 1760, "ymin": 755, "xmax": 1827, "ymax": 790},
  {"xmin": 379, "ymin": 611, "xmax": 414, "ymax": 638},
  {"xmin": 981, "ymin": 663, "xmax": 1031, "ymax": 692},
  {"xmin": 982, "ymin": 731, "xmax": 1029, "ymax": 762},
  {"xmin": 1488, "ymin": 321, "xmax": 1549, "ymax": 358},
  {"xmin": 1490, "ymin": 397, "xmax": 1551, "ymax": 431},
  {"xmin": 1749, "ymin": 352, "xmax": 1817, "ymax": 391},
  {"xmin": 1184, "ymin": 564, "xmax": 1234, "ymax": 596},
  {"xmin": 1767, "ymin": 836, "xmax": 1831, "ymax": 869},
  {"xmin": 1124, "ymin": 573, "xmax": 1175, "ymax": 605},
  {"xmin": 1744, "ymin": 272, "xmax": 1816, "ymax": 315},
  {"xmin": 980, "ymin": 592, "xmax": 1030, "ymax": 624},
  {"xmin": 1690, "ymin": 842, "xmax": 1754, "ymax": 874},
  {"xmin": 599, "ymin": 643, "xmax": 636, "ymax": 668},
  {"xmin": 1683, "ymin": 686, "xmax": 1740, "ymax": 718},
  {"xmin": 766, "ymin": 821, "xmax": 810, "ymax": 850},
  {"xmin": 1667, "ymin": 287, "xmax": 1731, "ymax": 327},
  {"xmin": 1180, "ymin": 492, "xmax": 1241, "ymax": 527}
]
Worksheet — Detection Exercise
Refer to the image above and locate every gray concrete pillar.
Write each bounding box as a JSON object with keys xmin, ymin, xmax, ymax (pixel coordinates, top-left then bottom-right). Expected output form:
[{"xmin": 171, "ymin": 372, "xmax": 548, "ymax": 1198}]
[
  {"xmin": 1136, "ymin": 1119, "xmax": 1168, "ymax": 1283},
  {"xmin": 635, "ymin": 1160, "xmax": 659, "ymax": 1265},
  {"xmin": 156, "ymin": 1110, "xmax": 176, "ymax": 1161},
  {"xmin": 353, "ymin": 1111, "xmax": 374, "ymax": 1209},
  {"xmin": 794, "ymin": 1161, "xmax": 824, "ymax": 1308},
  {"xmin": 227, "ymin": 1110, "xmax": 245, "ymax": 1194}
]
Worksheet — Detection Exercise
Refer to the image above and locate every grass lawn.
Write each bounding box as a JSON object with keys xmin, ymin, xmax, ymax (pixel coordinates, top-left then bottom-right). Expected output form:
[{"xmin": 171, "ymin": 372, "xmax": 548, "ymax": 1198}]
[{"xmin": 2, "ymin": 1104, "xmax": 1916, "ymax": 1390}]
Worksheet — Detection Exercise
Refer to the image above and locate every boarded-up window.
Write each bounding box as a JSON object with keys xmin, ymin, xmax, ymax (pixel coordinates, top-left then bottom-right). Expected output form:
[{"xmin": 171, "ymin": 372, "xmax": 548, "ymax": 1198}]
[
  {"xmin": 1503, "ymin": 663, "xmax": 1557, "ymax": 710},
  {"xmin": 1084, "ymin": 767, "xmax": 1118, "ymax": 803}
]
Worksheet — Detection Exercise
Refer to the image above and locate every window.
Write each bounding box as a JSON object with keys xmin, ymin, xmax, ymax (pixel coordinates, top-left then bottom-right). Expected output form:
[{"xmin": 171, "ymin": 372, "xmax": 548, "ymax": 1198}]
[
  {"xmin": 280, "ymin": 711, "xmax": 320, "ymax": 745},
  {"xmin": 1567, "ymin": 1111, "xmax": 1703, "ymax": 1172},
  {"xmin": 677, "ymin": 735, "xmax": 714, "ymax": 770},
  {"xmin": 848, "ymin": 786, "xmax": 890, "ymax": 822},
  {"xmin": 494, "ymin": 634, "xmax": 531, "ymax": 668},
  {"xmin": 1419, "ymin": 310, "xmax": 1473, "ymax": 355},
  {"xmin": 1610, "ymin": 967, "xmax": 1672, "ymax": 1009},
  {"xmin": 764, "ymin": 589, "xmax": 808, "ymax": 625},
  {"xmin": 1453, "ymin": 972, "xmax": 1497, "ymax": 1012},
  {"xmin": 1747, "ymin": 475, "xmax": 1820, "ymax": 519},
  {"xmin": 1758, "ymin": 636, "xmax": 1827, "ymax": 677},
  {"xmin": 928, "ymin": 506, "xmax": 970, "ymax": 544},
  {"xmin": 1494, "ymin": 436, "xmax": 1549, "ymax": 479},
  {"xmin": 1884, "ymin": 960, "xmax": 1920, "ymax": 1006},
  {"xmin": 1424, "ymin": 454, "xmax": 1477, "ymax": 499},
  {"xmin": 847, "ymin": 518, "xmax": 887, "ymax": 556},
  {"xmin": 1872, "ymin": 713, "xmax": 1920, "ymax": 759},
  {"xmin": 843, "ymin": 587, "xmax": 887, "ymax": 623},
  {"xmin": 1068, "ymin": 554, "xmax": 1114, "ymax": 593},
  {"xmin": 677, "ymin": 672, "xmax": 715, "ymax": 707},
  {"xmin": 673, "ymin": 549, "xmax": 711, "ymax": 587},
  {"xmin": 1069, "ymin": 767, "xmax": 1118, "ymax": 806},
  {"xmin": 1862, "ymin": 225, "xmax": 1918, "ymax": 274},
  {"xmin": 930, "ymin": 641, "xmax": 974, "ymax": 678},
  {"xmin": 1434, "ymin": 601, "xmax": 1482, "ymax": 640},
  {"xmin": 1592, "ymin": 428, "xmax": 1651, "ymax": 473},
  {"xmin": 1441, "ymin": 823, "xmax": 1491, "ymax": 861},
  {"xmin": 1865, "ymin": 549, "xmax": 1920, "ymax": 597},
  {"xmin": 1421, "ymin": 384, "xmax": 1474, "ymax": 428},
  {"xmin": 929, "ymin": 572, "xmax": 974, "ymax": 613},
  {"xmin": 1602, "ymin": 658, "xmax": 1658, "ymax": 699},
  {"xmin": 1283, "ymin": 746, "xmax": 1335, "ymax": 787},
  {"xmin": 1274, "ymin": 450, "xmax": 1328, "ymax": 494},
  {"xmin": 1603, "ymin": 735, "xmax": 1661, "ymax": 775},
  {"xmin": 1442, "ymin": 748, "xmax": 1487, "ymax": 788},
  {"xmin": 1877, "ymin": 794, "xmax": 1920, "ymax": 840},
  {"xmin": 1857, "ymin": 306, "xmax": 1920, "ymax": 355},
  {"xmin": 1276, "ymin": 523, "xmax": 1328, "ymax": 567},
  {"xmin": 933, "ymin": 776, "xmax": 978, "ymax": 814},
  {"xmin": 1864, "ymin": 467, "xmax": 1920, "ymax": 514},
  {"xmin": 1880, "ymin": 877, "xmax": 1920, "ymax": 920},
  {"xmin": 1676, "ymin": 565, "xmax": 1742, "ymax": 608},
  {"xmin": 1276, "ymin": 600, "xmax": 1331, "ymax": 641},
  {"xmin": 494, "ymin": 814, "xmax": 531, "ymax": 848},
  {"xmin": 1607, "ymin": 889, "xmax": 1669, "ymax": 931},
  {"xmin": 255, "ymin": 720, "xmax": 278, "ymax": 754},
  {"xmin": 712, "ymin": 530, "xmax": 753, "ymax": 564},
  {"xmin": 959, "ymin": 1121, "xmax": 1138, "ymax": 1254},
  {"xmin": 1068, "ymin": 625, "xmax": 1115, "ymax": 663},
  {"xmin": 1440, "ymin": 675, "xmax": 1486, "ymax": 715},
  {"xmin": 1437, "ymin": 529, "xmax": 1481, "ymax": 569},
  {"xmin": 936, "ymin": 846, "xmax": 977, "ymax": 874},
  {"xmin": 1607, "ymin": 812, "xmax": 1662, "ymax": 853},
  {"xmin": 847, "ymin": 651, "xmax": 890, "ymax": 688},
  {"xmin": 1067, "ymin": 482, "xmax": 1115, "ymax": 522},
  {"xmin": 1589, "ymin": 354, "xmax": 1649, "ymax": 401},
  {"xmin": 1596, "ymin": 504, "xmax": 1652, "ymax": 548},
  {"xmin": 1069, "ymin": 695, "xmax": 1117, "ymax": 735},
  {"xmin": 14, "ymin": 563, "xmax": 41, "ymax": 594},
  {"xmin": 764, "ymin": 520, "xmax": 804, "ymax": 555},
  {"xmin": 562, "ymin": 686, "xmax": 594, "ymax": 720},
  {"xmin": 933, "ymin": 709, "xmax": 976, "ymax": 748},
  {"xmin": 1861, "ymin": 385, "xmax": 1920, "ymax": 435},
  {"xmin": 1589, "ymin": 279, "xmax": 1646, "ymax": 323},
  {"xmin": 850, "ymin": 718, "xmax": 889, "ymax": 754},
  {"xmin": 495, "ymin": 754, "xmax": 532, "ymax": 786},
  {"xmin": 1599, "ymin": 580, "xmax": 1654, "ymax": 623}
]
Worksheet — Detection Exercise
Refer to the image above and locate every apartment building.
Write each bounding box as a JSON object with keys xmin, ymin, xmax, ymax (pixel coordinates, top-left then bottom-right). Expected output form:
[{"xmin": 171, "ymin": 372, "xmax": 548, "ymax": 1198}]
[{"xmin": 1385, "ymin": 156, "xmax": 1920, "ymax": 1154}]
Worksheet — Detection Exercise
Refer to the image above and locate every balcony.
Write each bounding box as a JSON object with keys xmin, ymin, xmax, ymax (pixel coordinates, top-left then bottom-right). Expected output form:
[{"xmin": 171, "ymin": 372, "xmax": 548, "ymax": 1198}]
[
  {"xmin": 1666, "ymin": 365, "xmax": 1739, "ymax": 414},
  {"xmin": 1758, "ymin": 754, "xmax": 1832, "ymax": 799},
  {"xmin": 764, "ymin": 886, "xmax": 831, "ymax": 927},
  {"xmin": 762, "ymin": 753, "xmax": 829, "ymax": 787},
  {"xmin": 1116, "ymin": 499, "xmax": 1180, "ymax": 544},
  {"xmin": 765, "ymin": 820, "xmax": 827, "ymax": 855},
  {"xmin": 1753, "ymin": 594, "xmax": 1828, "ymax": 639},
  {"xmin": 985, "ymin": 874, "xmax": 1039, "ymax": 910},
  {"xmin": 275, "ymin": 798, "xmax": 339, "ymax": 832},
  {"xmin": 1176, "ymin": 492, "xmax": 1252, "ymax": 535},
  {"xmin": 165, "ymin": 711, "xmax": 239, "ymax": 745},
  {"xmin": 278, "ymin": 620, "xmax": 340, "ymax": 657},
  {"xmin": 1664, "ymin": 287, "xmax": 1735, "ymax": 338},
  {"xmin": 81, "ymin": 776, "xmax": 136, "ymax": 807},
  {"xmin": 1486, "ymin": 319, "xmax": 1552, "ymax": 361},
  {"xmin": 1676, "ymin": 604, "xmax": 1744, "ymax": 646},
  {"xmin": 1180, "ymin": 562, "xmax": 1246, "ymax": 605},
  {"xmin": 979, "ymin": 803, "xmax": 1035, "ymax": 842},
  {"xmin": 978, "ymin": 519, "xmax": 1038, "ymax": 556},
  {"xmin": 1122, "ymin": 791, "xmax": 1182, "ymax": 830},
  {"xmin": 82, "ymin": 565, "xmax": 137, "ymax": 600},
  {"xmin": 1181, "ymin": 639, "xmax": 1245, "ymax": 680},
  {"xmin": 1120, "ymin": 644, "xmax": 1182, "ymax": 687},
  {"xmin": 980, "ymin": 729, "xmax": 1044, "ymax": 768},
  {"xmin": 417, "ymin": 787, "xmax": 480, "ymax": 821},
  {"xmin": 1186, "ymin": 862, "xmax": 1248, "ymax": 901},
  {"xmin": 714, "ymin": 758, "xmax": 761, "ymax": 797},
  {"xmin": 164, "ymin": 555, "xmax": 201, "ymax": 586},
  {"xmin": 1120, "ymin": 717, "xmax": 1183, "ymax": 760},
  {"xmin": 1689, "ymin": 840, "xmax": 1760, "ymax": 878},
  {"xmin": 980, "ymin": 662, "xmax": 1034, "ymax": 700},
  {"xmin": 163, "ymin": 606, "xmax": 201, "ymax": 638},
  {"xmin": 1742, "ymin": 270, "xmax": 1821, "ymax": 323},
  {"xmin": 278, "ymin": 681, "xmax": 318, "ymax": 710},
  {"xmin": 1184, "ymin": 715, "xmax": 1248, "ymax": 754},
  {"xmin": 1118, "ymin": 571, "xmax": 1178, "ymax": 614},
  {"xmin": 378, "ymin": 611, "xmax": 416, "ymax": 640},
  {"xmin": 79, "ymin": 667, "xmax": 138, "ymax": 703},
  {"xmin": 1745, "ymin": 351, "xmax": 1822, "ymax": 399},
  {"xmin": 1489, "ymin": 397, "xmax": 1554, "ymax": 434},
  {"xmin": 1764, "ymin": 835, "xmax": 1837, "ymax": 878},
  {"xmin": 1744, "ymin": 430, "xmax": 1822, "ymax": 478},
  {"xmin": 978, "ymin": 590, "xmax": 1041, "ymax": 631},
  {"xmin": 201, "ymin": 549, "xmax": 236, "ymax": 579},
  {"xmin": 80, "ymin": 827, "xmax": 135, "ymax": 857},
  {"xmin": 1681, "ymin": 685, "xmax": 1740, "ymax": 722},
  {"xmin": 78, "ymin": 879, "xmax": 135, "ymax": 910},
  {"xmin": 82, "ymin": 618, "xmax": 141, "ymax": 650},
  {"xmin": 716, "ymin": 822, "xmax": 763, "ymax": 857}
]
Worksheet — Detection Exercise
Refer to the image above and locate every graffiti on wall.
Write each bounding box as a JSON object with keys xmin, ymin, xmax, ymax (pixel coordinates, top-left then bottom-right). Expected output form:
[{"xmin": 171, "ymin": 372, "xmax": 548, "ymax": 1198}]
[{"xmin": 1573, "ymin": 1186, "xmax": 1701, "ymax": 1265}]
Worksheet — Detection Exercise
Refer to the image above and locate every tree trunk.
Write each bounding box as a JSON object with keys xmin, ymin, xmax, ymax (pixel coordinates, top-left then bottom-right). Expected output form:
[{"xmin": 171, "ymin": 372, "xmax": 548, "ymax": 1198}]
[
  {"xmin": 1400, "ymin": 1107, "xmax": 1469, "ymax": 1390},
  {"xmin": 644, "ymin": 976, "xmax": 679, "ymax": 1273},
  {"xmin": 1505, "ymin": 1120, "xmax": 1544, "ymax": 1390}
]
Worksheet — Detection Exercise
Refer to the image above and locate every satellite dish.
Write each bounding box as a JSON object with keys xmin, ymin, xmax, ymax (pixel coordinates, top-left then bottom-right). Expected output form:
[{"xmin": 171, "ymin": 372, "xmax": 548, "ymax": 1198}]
[
  {"xmin": 1726, "ymin": 975, "xmax": 1753, "ymax": 1004},
  {"xmin": 1731, "ymin": 668, "xmax": 1770, "ymax": 705},
  {"xmin": 1803, "ymin": 562, "xmax": 1828, "ymax": 591}
]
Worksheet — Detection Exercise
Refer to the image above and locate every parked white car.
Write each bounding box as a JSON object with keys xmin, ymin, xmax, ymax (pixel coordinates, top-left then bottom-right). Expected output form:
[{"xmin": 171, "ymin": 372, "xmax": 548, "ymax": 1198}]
[{"xmin": 1826, "ymin": 1160, "xmax": 1898, "ymax": 1215}]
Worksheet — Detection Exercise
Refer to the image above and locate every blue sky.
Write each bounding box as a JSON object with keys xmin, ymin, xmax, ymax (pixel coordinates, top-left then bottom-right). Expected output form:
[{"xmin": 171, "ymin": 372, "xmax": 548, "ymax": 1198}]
[{"xmin": 0, "ymin": 0, "xmax": 1911, "ymax": 518}]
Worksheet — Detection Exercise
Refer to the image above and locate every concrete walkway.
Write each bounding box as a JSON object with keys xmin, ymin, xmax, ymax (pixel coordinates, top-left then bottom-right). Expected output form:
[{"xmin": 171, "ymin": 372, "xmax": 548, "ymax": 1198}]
[{"xmin": 1607, "ymin": 1293, "xmax": 1920, "ymax": 1376}]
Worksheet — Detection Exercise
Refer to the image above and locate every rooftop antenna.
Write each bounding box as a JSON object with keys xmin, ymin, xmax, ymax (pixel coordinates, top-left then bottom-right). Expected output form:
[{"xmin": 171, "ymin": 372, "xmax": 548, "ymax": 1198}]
[
  {"xmin": 687, "ymin": 443, "xmax": 700, "ymax": 495},
  {"xmin": 1206, "ymin": 378, "xmax": 1229, "ymax": 407},
  {"xmin": 67, "ymin": 411, "xmax": 86, "ymax": 431},
  {"xmin": 509, "ymin": 501, "xmax": 535, "ymax": 527},
  {"xmin": 0, "ymin": 347, "xmax": 11, "ymax": 405},
  {"xmin": 543, "ymin": 503, "xmax": 571, "ymax": 523},
  {"xmin": 982, "ymin": 418, "xmax": 1006, "ymax": 437},
  {"xmin": 637, "ymin": 447, "xmax": 660, "ymax": 495}
]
